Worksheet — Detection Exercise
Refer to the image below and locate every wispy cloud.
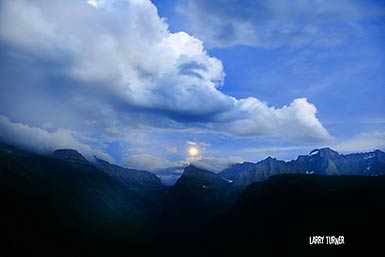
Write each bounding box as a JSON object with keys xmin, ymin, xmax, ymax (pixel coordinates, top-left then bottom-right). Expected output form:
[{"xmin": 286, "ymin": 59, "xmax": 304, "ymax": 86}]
[
  {"xmin": 334, "ymin": 131, "xmax": 385, "ymax": 153},
  {"xmin": 178, "ymin": 0, "xmax": 385, "ymax": 48},
  {"xmin": 166, "ymin": 146, "xmax": 177, "ymax": 153},
  {"xmin": 191, "ymin": 156, "xmax": 244, "ymax": 173},
  {"xmin": 242, "ymin": 145, "xmax": 307, "ymax": 154}
]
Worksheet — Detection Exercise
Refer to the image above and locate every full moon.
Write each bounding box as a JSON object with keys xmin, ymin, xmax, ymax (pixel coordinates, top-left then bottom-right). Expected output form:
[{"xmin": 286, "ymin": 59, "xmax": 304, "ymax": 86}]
[{"xmin": 188, "ymin": 147, "xmax": 199, "ymax": 156}]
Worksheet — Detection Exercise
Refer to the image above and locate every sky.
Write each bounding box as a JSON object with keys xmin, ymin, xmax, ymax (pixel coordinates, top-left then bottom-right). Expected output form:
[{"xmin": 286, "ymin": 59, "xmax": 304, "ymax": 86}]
[{"xmin": 0, "ymin": 0, "xmax": 384, "ymax": 182}]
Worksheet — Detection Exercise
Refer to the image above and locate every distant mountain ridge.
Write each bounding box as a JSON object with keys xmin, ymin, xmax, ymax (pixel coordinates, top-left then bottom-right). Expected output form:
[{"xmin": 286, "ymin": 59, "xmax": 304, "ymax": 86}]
[
  {"xmin": 219, "ymin": 147, "xmax": 385, "ymax": 187},
  {"xmin": 165, "ymin": 147, "xmax": 385, "ymax": 220},
  {"xmin": 156, "ymin": 150, "xmax": 385, "ymax": 255}
]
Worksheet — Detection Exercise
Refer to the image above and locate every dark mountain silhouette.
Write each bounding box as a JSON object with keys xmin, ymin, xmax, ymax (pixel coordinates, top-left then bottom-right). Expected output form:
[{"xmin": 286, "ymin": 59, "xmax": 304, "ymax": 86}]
[
  {"xmin": 94, "ymin": 157, "xmax": 166, "ymax": 200},
  {"xmin": 202, "ymin": 174, "xmax": 385, "ymax": 256},
  {"xmin": 157, "ymin": 165, "xmax": 234, "ymax": 229},
  {"xmin": 0, "ymin": 143, "xmax": 158, "ymax": 256},
  {"xmin": 1, "ymin": 142, "xmax": 385, "ymax": 256},
  {"xmin": 164, "ymin": 165, "xmax": 246, "ymax": 217},
  {"xmin": 152, "ymin": 165, "xmax": 244, "ymax": 254},
  {"xmin": 153, "ymin": 165, "xmax": 230, "ymax": 234},
  {"xmin": 51, "ymin": 149, "xmax": 89, "ymax": 165}
]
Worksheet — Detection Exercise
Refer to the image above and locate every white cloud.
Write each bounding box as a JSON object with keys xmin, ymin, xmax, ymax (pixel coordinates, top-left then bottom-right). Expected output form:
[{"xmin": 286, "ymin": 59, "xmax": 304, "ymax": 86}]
[
  {"xmin": 218, "ymin": 97, "xmax": 332, "ymax": 142},
  {"xmin": 334, "ymin": 132, "xmax": 385, "ymax": 153},
  {"xmin": 191, "ymin": 156, "xmax": 244, "ymax": 173},
  {"xmin": 0, "ymin": 115, "xmax": 113, "ymax": 162},
  {"xmin": 123, "ymin": 154, "xmax": 181, "ymax": 171},
  {"xmin": 0, "ymin": 0, "xmax": 331, "ymax": 143},
  {"xmin": 87, "ymin": 0, "xmax": 100, "ymax": 7}
]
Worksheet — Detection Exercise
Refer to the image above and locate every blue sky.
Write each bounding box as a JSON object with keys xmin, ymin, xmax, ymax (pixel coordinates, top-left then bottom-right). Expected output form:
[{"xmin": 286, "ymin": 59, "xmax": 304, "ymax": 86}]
[{"xmin": 0, "ymin": 0, "xmax": 384, "ymax": 181}]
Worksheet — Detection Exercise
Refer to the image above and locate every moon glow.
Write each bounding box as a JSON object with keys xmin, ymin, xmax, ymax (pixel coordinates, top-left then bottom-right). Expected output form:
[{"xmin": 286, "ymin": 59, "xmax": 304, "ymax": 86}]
[{"xmin": 188, "ymin": 147, "xmax": 199, "ymax": 156}]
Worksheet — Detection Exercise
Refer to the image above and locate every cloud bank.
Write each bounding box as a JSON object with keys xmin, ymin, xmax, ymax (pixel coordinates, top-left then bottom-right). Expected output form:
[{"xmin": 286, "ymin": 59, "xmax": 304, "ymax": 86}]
[
  {"xmin": 123, "ymin": 152, "xmax": 243, "ymax": 174},
  {"xmin": 0, "ymin": 0, "xmax": 332, "ymax": 158},
  {"xmin": 0, "ymin": 115, "xmax": 112, "ymax": 161}
]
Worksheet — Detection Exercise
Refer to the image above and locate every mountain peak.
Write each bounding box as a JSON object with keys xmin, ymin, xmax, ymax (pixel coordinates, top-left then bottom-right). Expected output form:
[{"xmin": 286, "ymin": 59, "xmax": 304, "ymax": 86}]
[
  {"xmin": 51, "ymin": 149, "xmax": 89, "ymax": 165},
  {"xmin": 183, "ymin": 165, "xmax": 213, "ymax": 177},
  {"xmin": 177, "ymin": 165, "xmax": 230, "ymax": 188},
  {"xmin": 259, "ymin": 156, "xmax": 278, "ymax": 164},
  {"xmin": 310, "ymin": 148, "xmax": 339, "ymax": 158}
]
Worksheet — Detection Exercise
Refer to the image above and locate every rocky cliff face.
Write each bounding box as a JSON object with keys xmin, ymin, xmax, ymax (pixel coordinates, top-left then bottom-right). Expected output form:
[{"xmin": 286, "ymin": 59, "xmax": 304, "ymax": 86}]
[
  {"xmin": 232, "ymin": 157, "xmax": 288, "ymax": 186},
  {"xmin": 218, "ymin": 162, "xmax": 255, "ymax": 181},
  {"xmin": 220, "ymin": 148, "xmax": 385, "ymax": 187}
]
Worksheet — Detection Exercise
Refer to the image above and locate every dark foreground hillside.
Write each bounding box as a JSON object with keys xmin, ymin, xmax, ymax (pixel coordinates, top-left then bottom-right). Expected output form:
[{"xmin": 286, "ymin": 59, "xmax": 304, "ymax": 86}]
[
  {"xmin": 200, "ymin": 174, "xmax": 385, "ymax": 257},
  {"xmin": 1, "ymin": 143, "xmax": 385, "ymax": 257},
  {"xmin": 0, "ymin": 144, "xmax": 160, "ymax": 257}
]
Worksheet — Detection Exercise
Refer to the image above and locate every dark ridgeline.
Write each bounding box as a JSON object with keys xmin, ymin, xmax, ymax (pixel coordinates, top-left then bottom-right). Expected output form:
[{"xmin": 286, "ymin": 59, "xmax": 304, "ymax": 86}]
[
  {"xmin": 1, "ymin": 142, "xmax": 385, "ymax": 257},
  {"xmin": 94, "ymin": 157, "xmax": 166, "ymax": 201}
]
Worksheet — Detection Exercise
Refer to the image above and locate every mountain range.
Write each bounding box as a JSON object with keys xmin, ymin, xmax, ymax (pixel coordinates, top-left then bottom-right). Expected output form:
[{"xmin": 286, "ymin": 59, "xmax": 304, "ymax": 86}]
[
  {"xmin": 0, "ymin": 143, "xmax": 162, "ymax": 256},
  {"xmin": 219, "ymin": 147, "xmax": 385, "ymax": 187},
  {"xmin": 1, "ymin": 142, "xmax": 385, "ymax": 256}
]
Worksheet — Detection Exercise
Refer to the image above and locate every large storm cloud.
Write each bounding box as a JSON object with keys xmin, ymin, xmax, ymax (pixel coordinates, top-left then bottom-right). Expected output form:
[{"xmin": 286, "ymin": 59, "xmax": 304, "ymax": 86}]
[{"xmin": 0, "ymin": 0, "xmax": 332, "ymax": 161}]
